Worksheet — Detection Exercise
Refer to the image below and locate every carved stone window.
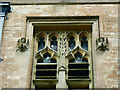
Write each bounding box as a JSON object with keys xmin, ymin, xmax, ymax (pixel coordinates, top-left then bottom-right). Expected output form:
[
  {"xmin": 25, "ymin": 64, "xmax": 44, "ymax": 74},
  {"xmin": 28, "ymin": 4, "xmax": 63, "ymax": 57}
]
[{"xmin": 32, "ymin": 30, "xmax": 92, "ymax": 89}]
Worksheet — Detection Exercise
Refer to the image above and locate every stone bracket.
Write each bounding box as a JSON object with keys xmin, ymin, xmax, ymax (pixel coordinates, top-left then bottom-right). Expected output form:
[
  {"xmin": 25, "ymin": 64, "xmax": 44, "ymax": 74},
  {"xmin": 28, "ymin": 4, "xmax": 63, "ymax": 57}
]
[
  {"xmin": 96, "ymin": 37, "xmax": 109, "ymax": 51},
  {"xmin": 16, "ymin": 37, "xmax": 29, "ymax": 52}
]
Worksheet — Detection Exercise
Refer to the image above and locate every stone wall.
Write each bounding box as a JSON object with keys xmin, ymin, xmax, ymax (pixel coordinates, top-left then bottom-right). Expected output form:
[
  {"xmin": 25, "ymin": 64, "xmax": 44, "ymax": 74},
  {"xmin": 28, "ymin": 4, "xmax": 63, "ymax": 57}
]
[{"xmin": 1, "ymin": 4, "xmax": 118, "ymax": 88}]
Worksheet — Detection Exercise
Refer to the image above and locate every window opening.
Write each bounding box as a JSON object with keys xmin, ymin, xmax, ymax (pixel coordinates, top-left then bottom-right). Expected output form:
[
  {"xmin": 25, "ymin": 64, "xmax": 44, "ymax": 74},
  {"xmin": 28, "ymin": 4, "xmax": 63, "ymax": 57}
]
[
  {"xmin": 74, "ymin": 52, "xmax": 82, "ymax": 63},
  {"xmin": 38, "ymin": 37, "xmax": 45, "ymax": 50},
  {"xmin": 33, "ymin": 30, "xmax": 92, "ymax": 89},
  {"xmin": 51, "ymin": 36, "xmax": 57, "ymax": 51},
  {"xmin": 69, "ymin": 36, "xmax": 75, "ymax": 50},
  {"xmin": 51, "ymin": 58, "xmax": 57, "ymax": 63},
  {"xmin": 82, "ymin": 57, "xmax": 88, "ymax": 63},
  {"xmin": 81, "ymin": 36, "xmax": 88, "ymax": 51},
  {"xmin": 43, "ymin": 53, "xmax": 51, "ymax": 63},
  {"xmin": 37, "ymin": 59, "xmax": 43, "ymax": 63}
]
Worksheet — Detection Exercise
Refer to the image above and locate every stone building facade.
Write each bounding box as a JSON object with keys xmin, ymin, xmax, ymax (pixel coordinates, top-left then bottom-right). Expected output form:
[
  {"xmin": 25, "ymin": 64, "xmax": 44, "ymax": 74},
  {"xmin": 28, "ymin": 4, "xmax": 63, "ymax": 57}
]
[{"xmin": 0, "ymin": 0, "xmax": 119, "ymax": 89}]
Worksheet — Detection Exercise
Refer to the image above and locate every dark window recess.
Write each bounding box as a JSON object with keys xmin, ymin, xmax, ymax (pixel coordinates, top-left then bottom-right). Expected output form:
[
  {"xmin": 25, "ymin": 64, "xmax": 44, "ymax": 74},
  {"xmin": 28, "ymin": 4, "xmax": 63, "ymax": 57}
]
[
  {"xmin": 69, "ymin": 58, "xmax": 88, "ymax": 63},
  {"xmin": 36, "ymin": 71, "xmax": 57, "ymax": 76},
  {"xmin": 69, "ymin": 36, "xmax": 75, "ymax": 50},
  {"xmin": 51, "ymin": 36, "xmax": 57, "ymax": 51},
  {"xmin": 36, "ymin": 63, "xmax": 57, "ymax": 79},
  {"xmin": 38, "ymin": 37, "xmax": 45, "ymax": 51},
  {"xmin": 37, "ymin": 59, "xmax": 43, "ymax": 63},
  {"xmin": 43, "ymin": 53, "xmax": 51, "ymax": 63},
  {"xmin": 74, "ymin": 52, "xmax": 82, "ymax": 63},
  {"xmin": 68, "ymin": 85, "xmax": 89, "ymax": 89},
  {"xmin": 82, "ymin": 58, "xmax": 88, "ymax": 62},
  {"xmin": 36, "ymin": 65, "xmax": 57, "ymax": 69},
  {"xmin": 68, "ymin": 70, "xmax": 89, "ymax": 76},
  {"xmin": 68, "ymin": 63, "xmax": 89, "ymax": 69},
  {"xmin": 36, "ymin": 76, "xmax": 56, "ymax": 79},
  {"xmin": 68, "ymin": 76, "xmax": 89, "ymax": 79},
  {"xmin": 2, "ymin": 6, "xmax": 10, "ymax": 14},
  {"xmin": 37, "ymin": 54, "xmax": 56, "ymax": 63},
  {"xmin": 81, "ymin": 36, "xmax": 88, "ymax": 51},
  {"xmin": 69, "ymin": 52, "xmax": 82, "ymax": 63},
  {"xmin": 35, "ymin": 85, "xmax": 56, "ymax": 90},
  {"xmin": 51, "ymin": 58, "xmax": 57, "ymax": 63},
  {"xmin": 68, "ymin": 63, "xmax": 89, "ymax": 79},
  {"xmin": 69, "ymin": 59, "xmax": 75, "ymax": 63}
]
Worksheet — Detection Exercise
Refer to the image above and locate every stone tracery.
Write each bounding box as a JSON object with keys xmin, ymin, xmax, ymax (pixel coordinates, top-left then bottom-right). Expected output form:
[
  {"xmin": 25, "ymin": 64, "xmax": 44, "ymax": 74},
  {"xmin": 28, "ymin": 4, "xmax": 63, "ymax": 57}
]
[{"xmin": 34, "ymin": 31, "xmax": 91, "ymax": 89}]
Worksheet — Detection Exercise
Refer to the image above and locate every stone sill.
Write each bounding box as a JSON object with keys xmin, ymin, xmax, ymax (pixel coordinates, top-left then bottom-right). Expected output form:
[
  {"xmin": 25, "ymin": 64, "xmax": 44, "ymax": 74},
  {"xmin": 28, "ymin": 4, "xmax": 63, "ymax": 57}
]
[
  {"xmin": 66, "ymin": 79, "xmax": 91, "ymax": 88},
  {"xmin": 33, "ymin": 79, "xmax": 58, "ymax": 84}
]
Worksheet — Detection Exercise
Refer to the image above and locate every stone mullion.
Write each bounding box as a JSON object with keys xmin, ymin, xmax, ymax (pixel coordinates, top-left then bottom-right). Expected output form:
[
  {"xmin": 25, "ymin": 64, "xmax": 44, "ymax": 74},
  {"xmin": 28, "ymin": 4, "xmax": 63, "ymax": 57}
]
[
  {"xmin": 56, "ymin": 32, "xmax": 68, "ymax": 88},
  {"xmin": 46, "ymin": 33, "xmax": 49, "ymax": 48},
  {"xmin": 77, "ymin": 33, "xmax": 80, "ymax": 47}
]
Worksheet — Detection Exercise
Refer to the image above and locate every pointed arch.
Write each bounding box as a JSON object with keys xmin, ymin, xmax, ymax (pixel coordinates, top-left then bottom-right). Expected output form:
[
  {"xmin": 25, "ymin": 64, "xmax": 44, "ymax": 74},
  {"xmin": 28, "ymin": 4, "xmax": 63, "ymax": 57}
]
[
  {"xmin": 67, "ymin": 32, "xmax": 77, "ymax": 50},
  {"xmin": 36, "ymin": 32, "xmax": 47, "ymax": 51},
  {"xmin": 79, "ymin": 32, "xmax": 89, "ymax": 51},
  {"xmin": 49, "ymin": 32, "xmax": 59, "ymax": 51}
]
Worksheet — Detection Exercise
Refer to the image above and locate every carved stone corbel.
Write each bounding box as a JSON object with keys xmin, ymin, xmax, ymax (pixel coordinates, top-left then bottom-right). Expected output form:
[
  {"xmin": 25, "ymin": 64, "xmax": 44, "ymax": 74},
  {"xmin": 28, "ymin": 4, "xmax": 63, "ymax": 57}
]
[
  {"xmin": 16, "ymin": 37, "xmax": 29, "ymax": 52},
  {"xmin": 96, "ymin": 37, "xmax": 109, "ymax": 51}
]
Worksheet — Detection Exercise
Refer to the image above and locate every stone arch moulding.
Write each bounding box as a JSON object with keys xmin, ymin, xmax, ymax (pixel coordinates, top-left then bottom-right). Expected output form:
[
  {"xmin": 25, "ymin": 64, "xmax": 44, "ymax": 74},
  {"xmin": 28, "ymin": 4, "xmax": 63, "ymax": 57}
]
[{"xmin": 25, "ymin": 16, "xmax": 99, "ymax": 88}]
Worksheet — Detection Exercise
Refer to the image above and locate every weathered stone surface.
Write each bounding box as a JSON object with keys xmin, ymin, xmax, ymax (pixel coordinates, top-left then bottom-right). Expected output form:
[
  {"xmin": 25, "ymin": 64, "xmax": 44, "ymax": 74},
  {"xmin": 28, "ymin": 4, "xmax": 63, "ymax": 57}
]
[
  {"xmin": 0, "ymin": 4, "xmax": 118, "ymax": 88},
  {"xmin": 1, "ymin": 0, "xmax": 119, "ymax": 4}
]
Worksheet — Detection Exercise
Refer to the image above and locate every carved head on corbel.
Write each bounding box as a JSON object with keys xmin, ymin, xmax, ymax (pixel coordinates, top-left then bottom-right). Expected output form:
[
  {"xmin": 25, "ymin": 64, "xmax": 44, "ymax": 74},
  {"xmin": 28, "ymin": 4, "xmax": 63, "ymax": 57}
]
[
  {"xmin": 96, "ymin": 37, "xmax": 109, "ymax": 51},
  {"xmin": 16, "ymin": 37, "xmax": 29, "ymax": 52}
]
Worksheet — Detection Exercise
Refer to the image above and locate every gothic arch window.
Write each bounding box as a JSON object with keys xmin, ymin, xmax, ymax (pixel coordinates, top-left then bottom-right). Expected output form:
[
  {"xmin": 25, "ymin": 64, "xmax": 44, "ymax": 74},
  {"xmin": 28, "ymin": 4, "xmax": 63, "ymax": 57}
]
[
  {"xmin": 69, "ymin": 36, "xmax": 75, "ymax": 50},
  {"xmin": 81, "ymin": 36, "xmax": 88, "ymax": 50},
  {"xmin": 38, "ymin": 36, "xmax": 45, "ymax": 50},
  {"xmin": 34, "ymin": 47, "xmax": 58, "ymax": 88},
  {"xmin": 36, "ymin": 32, "xmax": 47, "ymax": 51},
  {"xmin": 49, "ymin": 32, "xmax": 58, "ymax": 51},
  {"xmin": 67, "ymin": 32, "xmax": 77, "ymax": 51},
  {"xmin": 33, "ymin": 30, "xmax": 92, "ymax": 89},
  {"xmin": 79, "ymin": 32, "xmax": 89, "ymax": 51}
]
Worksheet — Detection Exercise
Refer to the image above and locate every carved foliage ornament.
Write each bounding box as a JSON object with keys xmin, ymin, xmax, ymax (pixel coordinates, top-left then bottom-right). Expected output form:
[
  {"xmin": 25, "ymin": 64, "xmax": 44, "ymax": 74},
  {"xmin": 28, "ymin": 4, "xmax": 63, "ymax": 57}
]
[{"xmin": 59, "ymin": 32, "xmax": 67, "ymax": 54}]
